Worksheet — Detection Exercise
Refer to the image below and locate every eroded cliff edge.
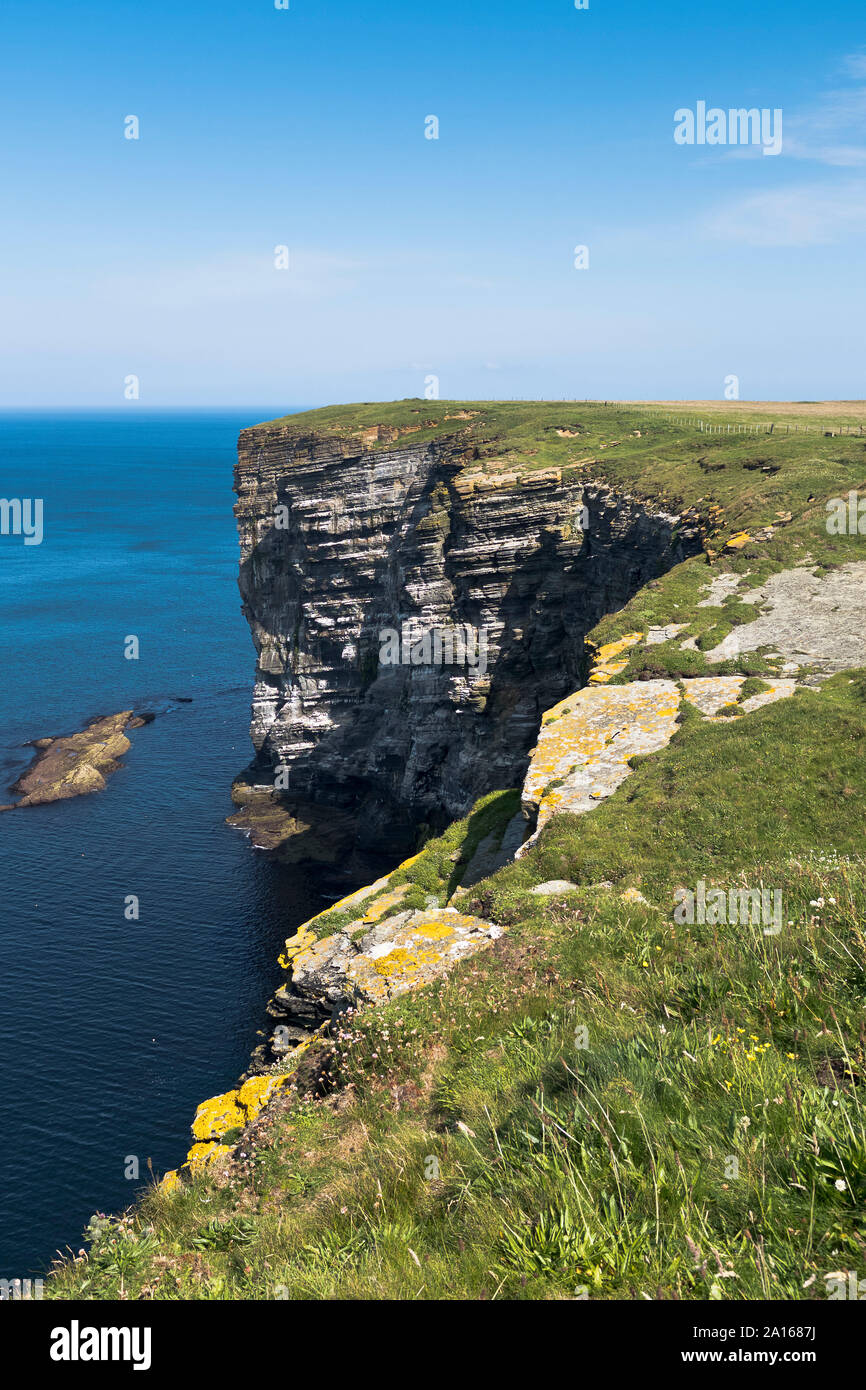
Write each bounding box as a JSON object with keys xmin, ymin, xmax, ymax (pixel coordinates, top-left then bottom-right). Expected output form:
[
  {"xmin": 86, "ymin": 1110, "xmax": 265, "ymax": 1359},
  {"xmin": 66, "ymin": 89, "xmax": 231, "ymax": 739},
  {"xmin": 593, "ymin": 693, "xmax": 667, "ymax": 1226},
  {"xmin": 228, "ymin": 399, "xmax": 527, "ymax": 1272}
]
[{"xmin": 231, "ymin": 412, "xmax": 704, "ymax": 864}]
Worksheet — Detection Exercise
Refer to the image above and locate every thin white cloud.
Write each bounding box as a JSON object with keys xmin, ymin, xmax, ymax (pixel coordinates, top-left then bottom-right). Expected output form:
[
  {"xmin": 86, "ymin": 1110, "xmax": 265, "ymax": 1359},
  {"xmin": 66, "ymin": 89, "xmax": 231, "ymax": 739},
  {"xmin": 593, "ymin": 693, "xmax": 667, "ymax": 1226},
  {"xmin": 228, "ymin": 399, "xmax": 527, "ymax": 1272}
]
[
  {"xmin": 782, "ymin": 69, "xmax": 866, "ymax": 165},
  {"xmin": 702, "ymin": 181, "xmax": 866, "ymax": 246},
  {"xmin": 699, "ymin": 52, "xmax": 866, "ymax": 245},
  {"xmin": 842, "ymin": 50, "xmax": 866, "ymax": 79}
]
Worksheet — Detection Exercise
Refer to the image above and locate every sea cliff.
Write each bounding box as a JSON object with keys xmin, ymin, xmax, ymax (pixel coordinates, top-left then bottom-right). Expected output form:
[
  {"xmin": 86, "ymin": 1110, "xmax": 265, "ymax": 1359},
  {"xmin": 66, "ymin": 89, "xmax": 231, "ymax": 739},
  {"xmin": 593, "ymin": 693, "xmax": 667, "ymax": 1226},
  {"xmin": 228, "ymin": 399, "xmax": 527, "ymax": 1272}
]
[
  {"xmin": 230, "ymin": 403, "xmax": 705, "ymax": 863},
  {"xmin": 49, "ymin": 401, "xmax": 866, "ymax": 1302}
]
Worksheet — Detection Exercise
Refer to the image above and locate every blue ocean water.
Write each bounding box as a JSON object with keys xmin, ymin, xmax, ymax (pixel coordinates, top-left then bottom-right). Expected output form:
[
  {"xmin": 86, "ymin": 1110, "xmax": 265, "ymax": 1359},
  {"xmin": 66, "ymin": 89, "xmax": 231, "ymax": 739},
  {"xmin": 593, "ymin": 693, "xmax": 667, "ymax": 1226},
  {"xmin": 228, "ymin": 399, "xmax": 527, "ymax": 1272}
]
[{"xmin": 0, "ymin": 410, "xmax": 330, "ymax": 1280}]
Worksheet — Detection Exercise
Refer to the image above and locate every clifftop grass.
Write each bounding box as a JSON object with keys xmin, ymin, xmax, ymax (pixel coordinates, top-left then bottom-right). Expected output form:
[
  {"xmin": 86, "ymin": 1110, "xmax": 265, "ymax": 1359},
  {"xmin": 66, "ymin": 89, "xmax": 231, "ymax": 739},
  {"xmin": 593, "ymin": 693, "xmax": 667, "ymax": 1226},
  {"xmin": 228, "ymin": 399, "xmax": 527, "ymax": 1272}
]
[
  {"xmin": 252, "ymin": 399, "xmax": 866, "ymax": 538},
  {"xmin": 48, "ymin": 670, "xmax": 866, "ymax": 1301}
]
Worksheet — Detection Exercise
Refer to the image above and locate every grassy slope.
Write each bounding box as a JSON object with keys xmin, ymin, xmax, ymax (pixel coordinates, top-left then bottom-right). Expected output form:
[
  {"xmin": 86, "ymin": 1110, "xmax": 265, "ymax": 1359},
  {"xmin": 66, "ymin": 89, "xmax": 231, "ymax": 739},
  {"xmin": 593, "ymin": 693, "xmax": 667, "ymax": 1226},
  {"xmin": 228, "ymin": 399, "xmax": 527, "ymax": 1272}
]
[{"xmin": 49, "ymin": 671, "xmax": 866, "ymax": 1301}]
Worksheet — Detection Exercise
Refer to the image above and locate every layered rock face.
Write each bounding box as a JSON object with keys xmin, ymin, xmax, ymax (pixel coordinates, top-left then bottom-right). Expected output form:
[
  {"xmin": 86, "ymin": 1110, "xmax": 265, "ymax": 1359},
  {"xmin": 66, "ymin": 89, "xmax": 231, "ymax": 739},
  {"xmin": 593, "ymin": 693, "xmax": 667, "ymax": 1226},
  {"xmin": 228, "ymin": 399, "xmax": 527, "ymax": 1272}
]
[{"xmin": 234, "ymin": 425, "xmax": 703, "ymax": 860}]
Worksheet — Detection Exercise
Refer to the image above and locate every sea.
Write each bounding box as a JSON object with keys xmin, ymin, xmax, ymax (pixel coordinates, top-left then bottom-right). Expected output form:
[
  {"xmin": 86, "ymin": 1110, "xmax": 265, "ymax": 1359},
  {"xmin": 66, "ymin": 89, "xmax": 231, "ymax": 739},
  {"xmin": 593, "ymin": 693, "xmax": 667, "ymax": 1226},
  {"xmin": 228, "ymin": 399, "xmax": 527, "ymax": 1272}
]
[{"xmin": 0, "ymin": 409, "xmax": 336, "ymax": 1281}]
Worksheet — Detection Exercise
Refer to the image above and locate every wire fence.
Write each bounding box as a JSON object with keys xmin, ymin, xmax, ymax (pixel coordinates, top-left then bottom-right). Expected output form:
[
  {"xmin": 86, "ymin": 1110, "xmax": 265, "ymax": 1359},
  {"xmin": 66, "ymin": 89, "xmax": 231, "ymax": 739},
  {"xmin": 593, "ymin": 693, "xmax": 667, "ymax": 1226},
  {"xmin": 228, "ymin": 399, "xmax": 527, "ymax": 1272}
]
[{"xmin": 657, "ymin": 413, "xmax": 865, "ymax": 438}]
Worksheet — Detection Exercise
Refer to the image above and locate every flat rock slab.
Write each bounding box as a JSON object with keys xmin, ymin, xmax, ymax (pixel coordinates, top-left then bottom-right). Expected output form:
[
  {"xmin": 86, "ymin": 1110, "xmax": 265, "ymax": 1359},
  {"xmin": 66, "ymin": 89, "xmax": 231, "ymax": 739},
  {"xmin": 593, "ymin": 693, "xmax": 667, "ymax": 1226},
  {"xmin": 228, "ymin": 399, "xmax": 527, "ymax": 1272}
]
[
  {"xmin": 680, "ymin": 675, "xmax": 797, "ymax": 718},
  {"xmin": 520, "ymin": 681, "xmax": 682, "ymax": 846},
  {"xmin": 3, "ymin": 711, "xmax": 146, "ymax": 809},
  {"xmin": 698, "ymin": 572, "xmax": 749, "ymax": 606},
  {"xmin": 288, "ymin": 907, "xmax": 504, "ymax": 1011},
  {"xmin": 703, "ymin": 562, "xmax": 866, "ymax": 672},
  {"xmin": 518, "ymin": 675, "xmax": 799, "ymax": 851},
  {"xmin": 646, "ymin": 623, "xmax": 687, "ymax": 645}
]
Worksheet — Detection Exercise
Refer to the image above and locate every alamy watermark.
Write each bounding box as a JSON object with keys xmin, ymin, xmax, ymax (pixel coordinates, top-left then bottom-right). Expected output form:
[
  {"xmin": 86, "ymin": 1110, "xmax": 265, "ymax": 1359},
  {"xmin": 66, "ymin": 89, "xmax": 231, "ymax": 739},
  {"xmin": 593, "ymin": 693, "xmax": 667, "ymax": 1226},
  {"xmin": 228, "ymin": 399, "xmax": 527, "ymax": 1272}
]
[
  {"xmin": 674, "ymin": 102, "xmax": 783, "ymax": 156},
  {"xmin": 826, "ymin": 1270, "xmax": 866, "ymax": 1300},
  {"xmin": 674, "ymin": 881, "xmax": 782, "ymax": 935},
  {"xmin": 49, "ymin": 1323, "xmax": 151, "ymax": 1370},
  {"xmin": 1, "ymin": 1277, "xmax": 43, "ymax": 1300},
  {"xmin": 826, "ymin": 492, "xmax": 866, "ymax": 535},
  {"xmin": 379, "ymin": 623, "xmax": 488, "ymax": 678},
  {"xmin": 0, "ymin": 497, "xmax": 43, "ymax": 545}
]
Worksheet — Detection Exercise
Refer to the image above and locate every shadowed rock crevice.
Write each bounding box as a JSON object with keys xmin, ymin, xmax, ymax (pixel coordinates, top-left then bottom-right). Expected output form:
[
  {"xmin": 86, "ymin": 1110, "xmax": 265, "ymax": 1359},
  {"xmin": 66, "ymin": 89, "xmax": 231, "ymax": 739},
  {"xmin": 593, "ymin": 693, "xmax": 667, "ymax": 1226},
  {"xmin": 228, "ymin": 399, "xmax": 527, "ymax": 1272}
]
[{"xmin": 232, "ymin": 428, "xmax": 704, "ymax": 864}]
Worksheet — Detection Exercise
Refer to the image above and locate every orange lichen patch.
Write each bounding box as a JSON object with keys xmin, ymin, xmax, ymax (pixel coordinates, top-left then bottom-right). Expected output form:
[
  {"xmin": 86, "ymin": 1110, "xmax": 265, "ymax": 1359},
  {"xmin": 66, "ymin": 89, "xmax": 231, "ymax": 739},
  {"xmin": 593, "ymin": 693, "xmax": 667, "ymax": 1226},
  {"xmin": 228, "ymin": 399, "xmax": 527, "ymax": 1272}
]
[
  {"xmin": 191, "ymin": 1091, "xmax": 246, "ymax": 1142},
  {"xmin": 159, "ymin": 1169, "xmax": 182, "ymax": 1194},
  {"xmin": 724, "ymin": 531, "xmax": 752, "ymax": 551},
  {"xmin": 586, "ymin": 632, "xmax": 644, "ymax": 684}
]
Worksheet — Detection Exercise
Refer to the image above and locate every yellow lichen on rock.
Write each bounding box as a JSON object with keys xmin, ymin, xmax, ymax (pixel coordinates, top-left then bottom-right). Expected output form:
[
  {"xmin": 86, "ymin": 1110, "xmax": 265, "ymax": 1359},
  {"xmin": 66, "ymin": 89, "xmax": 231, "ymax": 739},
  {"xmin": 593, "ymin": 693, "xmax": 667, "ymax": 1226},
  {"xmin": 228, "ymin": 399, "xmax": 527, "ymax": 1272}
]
[
  {"xmin": 586, "ymin": 632, "xmax": 644, "ymax": 683},
  {"xmin": 185, "ymin": 1142, "xmax": 233, "ymax": 1173},
  {"xmin": 181, "ymin": 1072, "xmax": 296, "ymax": 1181},
  {"xmin": 346, "ymin": 909, "xmax": 504, "ymax": 1004},
  {"xmin": 520, "ymin": 680, "xmax": 681, "ymax": 851},
  {"xmin": 621, "ymin": 887, "xmax": 651, "ymax": 905},
  {"xmin": 237, "ymin": 1073, "xmax": 290, "ymax": 1116},
  {"xmin": 520, "ymin": 669, "xmax": 800, "ymax": 855},
  {"xmin": 191, "ymin": 1089, "xmax": 247, "ymax": 1142},
  {"xmin": 278, "ymin": 922, "xmax": 317, "ymax": 969},
  {"xmin": 724, "ymin": 531, "xmax": 752, "ymax": 551},
  {"xmin": 681, "ymin": 676, "xmax": 796, "ymax": 721},
  {"xmin": 159, "ymin": 1168, "xmax": 182, "ymax": 1194},
  {"xmin": 276, "ymin": 850, "xmax": 427, "ymax": 954},
  {"xmin": 360, "ymin": 883, "xmax": 411, "ymax": 923}
]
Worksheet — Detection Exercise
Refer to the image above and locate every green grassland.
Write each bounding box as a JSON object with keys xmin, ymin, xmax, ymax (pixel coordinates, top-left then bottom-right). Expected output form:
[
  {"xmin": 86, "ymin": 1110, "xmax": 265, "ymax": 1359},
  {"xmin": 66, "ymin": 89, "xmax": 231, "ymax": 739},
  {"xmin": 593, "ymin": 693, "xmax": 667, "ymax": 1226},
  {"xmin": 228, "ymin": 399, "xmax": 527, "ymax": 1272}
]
[
  {"xmin": 48, "ymin": 669, "xmax": 866, "ymax": 1301},
  {"xmin": 254, "ymin": 399, "xmax": 866, "ymax": 537}
]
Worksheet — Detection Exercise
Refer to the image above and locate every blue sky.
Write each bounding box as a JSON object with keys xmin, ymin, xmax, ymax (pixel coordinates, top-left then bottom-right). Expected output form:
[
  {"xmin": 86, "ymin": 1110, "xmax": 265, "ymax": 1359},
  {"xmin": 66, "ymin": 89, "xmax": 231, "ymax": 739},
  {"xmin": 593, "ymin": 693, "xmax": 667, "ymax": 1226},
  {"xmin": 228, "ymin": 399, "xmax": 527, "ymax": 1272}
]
[{"xmin": 1, "ymin": 0, "xmax": 864, "ymax": 407}]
